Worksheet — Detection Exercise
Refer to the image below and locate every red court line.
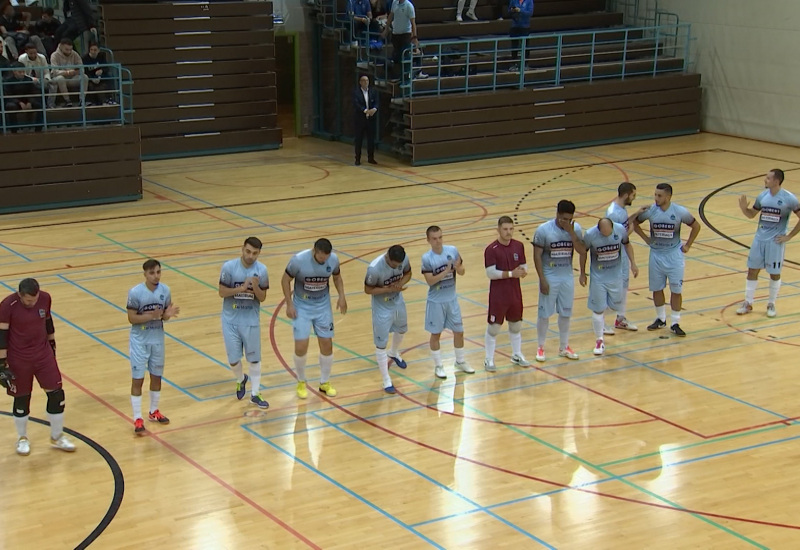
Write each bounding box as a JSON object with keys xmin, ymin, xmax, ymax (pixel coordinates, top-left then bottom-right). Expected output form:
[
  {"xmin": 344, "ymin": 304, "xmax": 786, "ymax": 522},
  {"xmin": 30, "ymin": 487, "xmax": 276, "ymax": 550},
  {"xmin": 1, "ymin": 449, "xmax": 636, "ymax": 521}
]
[
  {"xmin": 145, "ymin": 189, "xmax": 244, "ymax": 229},
  {"xmin": 705, "ymin": 415, "xmax": 800, "ymax": 439}
]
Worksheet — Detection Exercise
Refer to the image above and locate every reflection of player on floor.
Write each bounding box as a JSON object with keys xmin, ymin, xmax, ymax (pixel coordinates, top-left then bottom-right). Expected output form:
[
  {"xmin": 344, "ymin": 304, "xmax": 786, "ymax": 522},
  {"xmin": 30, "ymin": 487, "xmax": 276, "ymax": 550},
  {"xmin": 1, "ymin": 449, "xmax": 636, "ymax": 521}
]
[
  {"xmin": 484, "ymin": 216, "xmax": 530, "ymax": 371},
  {"xmin": 218, "ymin": 237, "xmax": 270, "ymax": 408},
  {"xmin": 365, "ymin": 245, "xmax": 412, "ymax": 394},
  {"xmin": 0, "ymin": 278, "xmax": 75, "ymax": 456},
  {"xmin": 533, "ymin": 201, "xmax": 586, "ymax": 361},
  {"xmin": 127, "ymin": 259, "xmax": 180, "ymax": 435},
  {"xmin": 422, "ymin": 226, "xmax": 474, "ymax": 379},
  {"xmin": 606, "ymin": 181, "xmax": 647, "ymax": 331},
  {"xmin": 737, "ymin": 169, "xmax": 800, "ymax": 318},
  {"xmin": 282, "ymin": 238, "xmax": 347, "ymax": 399},
  {"xmin": 580, "ymin": 219, "xmax": 638, "ymax": 355},
  {"xmin": 633, "ymin": 184, "xmax": 701, "ymax": 337}
]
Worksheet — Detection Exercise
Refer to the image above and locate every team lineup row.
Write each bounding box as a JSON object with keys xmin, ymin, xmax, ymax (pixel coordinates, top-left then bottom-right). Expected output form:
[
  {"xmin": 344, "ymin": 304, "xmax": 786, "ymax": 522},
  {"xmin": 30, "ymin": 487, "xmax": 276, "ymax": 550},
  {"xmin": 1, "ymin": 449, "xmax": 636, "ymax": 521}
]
[{"xmin": 1, "ymin": 170, "xmax": 796, "ymax": 448}]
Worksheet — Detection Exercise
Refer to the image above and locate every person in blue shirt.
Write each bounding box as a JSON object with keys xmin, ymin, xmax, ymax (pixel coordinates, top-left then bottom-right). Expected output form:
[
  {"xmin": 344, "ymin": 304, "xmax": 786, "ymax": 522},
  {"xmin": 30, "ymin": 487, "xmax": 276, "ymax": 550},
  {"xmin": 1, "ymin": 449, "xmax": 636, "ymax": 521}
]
[
  {"xmin": 508, "ymin": 0, "xmax": 533, "ymax": 71},
  {"xmin": 349, "ymin": 0, "xmax": 372, "ymax": 44},
  {"xmin": 737, "ymin": 169, "xmax": 800, "ymax": 318}
]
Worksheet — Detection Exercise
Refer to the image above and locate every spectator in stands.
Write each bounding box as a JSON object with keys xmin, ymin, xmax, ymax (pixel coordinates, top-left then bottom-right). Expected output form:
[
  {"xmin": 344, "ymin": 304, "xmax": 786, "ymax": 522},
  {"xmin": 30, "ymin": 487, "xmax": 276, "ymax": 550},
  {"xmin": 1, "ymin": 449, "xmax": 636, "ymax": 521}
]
[
  {"xmin": 83, "ymin": 39, "xmax": 113, "ymax": 105},
  {"xmin": 18, "ymin": 42, "xmax": 52, "ymax": 101},
  {"xmin": 349, "ymin": 0, "xmax": 372, "ymax": 45},
  {"xmin": 50, "ymin": 37, "xmax": 85, "ymax": 107},
  {"xmin": 2, "ymin": 60, "xmax": 42, "ymax": 132},
  {"xmin": 369, "ymin": 0, "xmax": 388, "ymax": 30},
  {"xmin": 382, "ymin": 0, "xmax": 427, "ymax": 81},
  {"xmin": 352, "ymin": 74, "xmax": 378, "ymax": 166},
  {"xmin": 456, "ymin": 0, "xmax": 478, "ymax": 22},
  {"xmin": 34, "ymin": 7, "xmax": 60, "ymax": 58},
  {"xmin": 55, "ymin": 0, "xmax": 96, "ymax": 44},
  {"xmin": 0, "ymin": 2, "xmax": 45, "ymax": 58},
  {"xmin": 508, "ymin": 0, "xmax": 533, "ymax": 72}
]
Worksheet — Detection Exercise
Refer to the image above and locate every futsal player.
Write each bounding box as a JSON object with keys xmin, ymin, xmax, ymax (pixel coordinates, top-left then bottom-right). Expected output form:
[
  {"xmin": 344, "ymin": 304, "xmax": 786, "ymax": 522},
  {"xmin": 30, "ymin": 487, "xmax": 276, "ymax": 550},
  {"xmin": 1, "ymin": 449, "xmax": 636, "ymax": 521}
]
[
  {"xmin": 281, "ymin": 238, "xmax": 347, "ymax": 399},
  {"xmin": 365, "ymin": 244, "xmax": 411, "ymax": 394},
  {"xmin": 422, "ymin": 225, "xmax": 474, "ymax": 379},
  {"xmin": 0, "ymin": 278, "xmax": 75, "ymax": 455},
  {"xmin": 484, "ymin": 215, "xmax": 530, "ymax": 371},
  {"xmin": 533, "ymin": 201, "xmax": 586, "ymax": 361},
  {"xmin": 737, "ymin": 169, "xmax": 800, "ymax": 317},
  {"xmin": 580, "ymin": 218, "xmax": 638, "ymax": 355},
  {"xmin": 218, "ymin": 237, "xmax": 270, "ymax": 408},
  {"xmin": 127, "ymin": 259, "xmax": 180, "ymax": 435},
  {"xmin": 633, "ymin": 183, "xmax": 701, "ymax": 336}
]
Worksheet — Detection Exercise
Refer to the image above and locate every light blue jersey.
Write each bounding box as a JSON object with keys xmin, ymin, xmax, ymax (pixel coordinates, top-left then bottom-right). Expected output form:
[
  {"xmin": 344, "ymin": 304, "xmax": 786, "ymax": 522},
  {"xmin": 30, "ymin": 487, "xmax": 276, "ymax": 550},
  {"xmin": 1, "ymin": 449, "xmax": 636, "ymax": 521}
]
[
  {"xmin": 637, "ymin": 203, "xmax": 695, "ymax": 252},
  {"xmin": 127, "ymin": 282, "xmax": 171, "ymax": 345},
  {"xmin": 421, "ymin": 245, "xmax": 460, "ymax": 303},
  {"xmin": 584, "ymin": 223, "xmax": 628, "ymax": 283},
  {"xmin": 286, "ymin": 249, "xmax": 340, "ymax": 307},
  {"xmin": 606, "ymin": 201, "xmax": 630, "ymax": 231},
  {"xmin": 219, "ymin": 259, "xmax": 269, "ymax": 326},
  {"xmin": 533, "ymin": 219, "xmax": 583, "ymax": 277},
  {"xmin": 365, "ymin": 253, "xmax": 411, "ymax": 311},
  {"xmin": 753, "ymin": 188, "xmax": 800, "ymax": 242}
]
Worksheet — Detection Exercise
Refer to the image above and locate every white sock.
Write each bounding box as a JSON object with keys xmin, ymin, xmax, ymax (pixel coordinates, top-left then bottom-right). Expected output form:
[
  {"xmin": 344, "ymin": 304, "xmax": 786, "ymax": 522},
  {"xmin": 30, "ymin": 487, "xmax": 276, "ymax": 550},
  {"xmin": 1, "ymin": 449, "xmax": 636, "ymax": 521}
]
[
  {"xmin": 618, "ymin": 291, "xmax": 628, "ymax": 318},
  {"xmin": 319, "ymin": 354, "xmax": 333, "ymax": 384},
  {"xmin": 591, "ymin": 312, "xmax": 605, "ymax": 339},
  {"xmin": 149, "ymin": 391, "xmax": 160, "ymax": 414},
  {"xmin": 509, "ymin": 331, "xmax": 522, "ymax": 356},
  {"xmin": 14, "ymin": 415, "xmax": 28, "ymax": 438},
  {"xmin": 745, "ymin": 279, "xmax": 757, "ymax": 304},
  {"xmin": 431, "ymin": 349, "xmax": 442, "ymax": 367},
  {"xmin": 249, "ymin": 362, "xmax": 261, "ymax": 396},
  {"xmin": 231, "ymin": 361, "xmax": 244, "ymax": 383},
  {"xmin": 558, "ymin": 315, "xmax": 571, "ymax": 349},
  {"xmin": 656, "ymin": 305, "xmax": 666, "ymax": 322},
  {"xmin": 293, "ymin": 354, "xmax": 307, "ymax": 382},
  {"xmin": 389, "ymin": 333, "xmax": 404, "ymax": 358},
  {"xmin": 671, "ymin": 311, "xmax": 681, "ymax": 325},
  {"xmin": 47, "ymin": 412, "xmax": 64, "ymax": 440},
  {"xmin": 131, "ymin": 395, "xmax": 142, "ymax": 420},
  {"xmin": 769, "ymin": 279, "xmax": 781, "ymax": 303},
  {"xmin": 454, "ymin": 346, "xmax": 465, "ymax": 364},
  {"xmin": 537, "ymin": 317, "xmax": 549, "ymax": 347},
  {"xmin": 484, "ymin": 328, "xmax": 497, "ymax": 362},
  {"xmin": 376, "ymin": 348, "xmax": 392, "ymax": 388}
]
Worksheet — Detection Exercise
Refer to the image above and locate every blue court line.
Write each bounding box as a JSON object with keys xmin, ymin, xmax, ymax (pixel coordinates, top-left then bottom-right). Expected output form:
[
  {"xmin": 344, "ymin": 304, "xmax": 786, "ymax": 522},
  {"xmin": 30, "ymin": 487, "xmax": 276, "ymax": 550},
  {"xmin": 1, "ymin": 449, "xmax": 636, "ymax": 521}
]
[
  {"xmin": 0, "ymin": 243, "xmax": 32, "ymax": 262},
  {"xmin": 312, "ymin": 412, "xmax": 557, "ymax": 548},
  {"xmin": 242, "ymin": 424, "xmax": 447, "ymax": 549}
]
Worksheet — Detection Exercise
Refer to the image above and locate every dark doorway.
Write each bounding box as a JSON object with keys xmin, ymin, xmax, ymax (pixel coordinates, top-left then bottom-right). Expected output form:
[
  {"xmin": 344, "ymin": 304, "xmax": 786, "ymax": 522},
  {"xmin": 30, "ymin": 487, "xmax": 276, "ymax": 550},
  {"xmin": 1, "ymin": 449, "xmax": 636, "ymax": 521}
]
[{"xmin": 275, "ymin": 34, "xmax": 297, "ymax": 137}]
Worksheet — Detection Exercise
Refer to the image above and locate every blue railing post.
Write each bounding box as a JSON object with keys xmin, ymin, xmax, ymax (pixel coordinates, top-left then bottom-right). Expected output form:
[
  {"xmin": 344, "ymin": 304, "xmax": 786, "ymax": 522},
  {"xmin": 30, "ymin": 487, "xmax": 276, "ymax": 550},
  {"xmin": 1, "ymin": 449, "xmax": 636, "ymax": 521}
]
[
  {"xmin": 555, "ymin": 33, "xmax": 563, "ymax": 86},
  {"xmin": 683, "ymin": 24, "xmax": 691, "ymax": 72},
  {"xmin": 589, "ymin": 31, "xmax": 596, "ymax": 82},
  {"xmin": 465, "ymin": 40, "xmax": 471, "ymax": 93},
  {"xmin": 653, "ymin": 25, "xmax": 660, "ymax": 76},
  {"xmin": 621, "ymin": 28, "xmax": 628, "ymax": 80}
]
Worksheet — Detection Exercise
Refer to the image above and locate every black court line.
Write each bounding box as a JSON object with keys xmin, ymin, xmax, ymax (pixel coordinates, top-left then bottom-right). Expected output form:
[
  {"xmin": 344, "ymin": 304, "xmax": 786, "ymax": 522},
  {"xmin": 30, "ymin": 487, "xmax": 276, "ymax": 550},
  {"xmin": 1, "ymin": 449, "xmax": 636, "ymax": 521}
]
[{"xmin": 0, "ymin": 411, "xmax": 124, "ymax": 549}]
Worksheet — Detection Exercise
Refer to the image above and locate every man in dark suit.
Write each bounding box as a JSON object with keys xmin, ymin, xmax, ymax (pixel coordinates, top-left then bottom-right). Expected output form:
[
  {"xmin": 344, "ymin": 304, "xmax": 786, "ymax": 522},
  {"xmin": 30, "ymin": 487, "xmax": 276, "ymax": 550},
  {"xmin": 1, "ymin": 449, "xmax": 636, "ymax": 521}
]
[{"xmin": 353, "ymin": 74, "xmax": 378, "ymax": 166}]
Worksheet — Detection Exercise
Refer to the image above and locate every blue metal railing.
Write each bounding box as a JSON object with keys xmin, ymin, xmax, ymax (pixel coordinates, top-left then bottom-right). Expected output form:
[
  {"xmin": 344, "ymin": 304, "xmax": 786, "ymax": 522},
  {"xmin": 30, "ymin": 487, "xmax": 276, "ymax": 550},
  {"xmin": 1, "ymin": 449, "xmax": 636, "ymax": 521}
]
[{"xmin": 1, "ymin": 62, "xmax": 133, "ymax": 134}]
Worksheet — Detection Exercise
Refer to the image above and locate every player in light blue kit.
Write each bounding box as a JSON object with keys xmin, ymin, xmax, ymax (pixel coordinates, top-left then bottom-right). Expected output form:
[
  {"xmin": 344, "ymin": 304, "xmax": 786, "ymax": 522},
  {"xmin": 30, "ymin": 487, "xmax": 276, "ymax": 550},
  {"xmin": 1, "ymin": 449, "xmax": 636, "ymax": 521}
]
[
  {"xmin": 365, "ymin": 245, "xmax": 411, "ymax": 394},
  {"xmin": 737, "ymin": 169, "xmax": 800, "ymax": 318},
  {"xmin": 218, "ymin": 237, "xmax": 270, "ymax": 408},
  {"xmin": 127, "ymin": 259, "xmax": 180, "ymax": 435},
  {"xmin": 422, "ymin": 226, "xmax": 474, "ymax": 379},
  {"xmin": 580, "ymin": 219, "xmax": 638, "ymax": 356},
  {"xmin": 281, "ymin": 238, "xmax": 347, "ymax": 399},
  {"xmin": 633, "ymin": 183, "xmax": 701, "ymax": 337},
  {"xmin": 533, "ymin": 200, "xmax": 586, "ymax": 362}
]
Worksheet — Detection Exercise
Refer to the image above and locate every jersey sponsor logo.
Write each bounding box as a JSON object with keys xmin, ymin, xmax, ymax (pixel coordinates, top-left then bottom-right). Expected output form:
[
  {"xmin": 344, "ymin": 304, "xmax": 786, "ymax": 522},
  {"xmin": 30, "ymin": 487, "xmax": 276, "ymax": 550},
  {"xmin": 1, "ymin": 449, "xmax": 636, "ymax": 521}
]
[
  {"xmin": 302, "ymin": 276, "xmax": 330, "ymax": 293},
  {"xmin": 652, "ymin": 222, "xmax": 675, "ymax": 240},
  {"xmin": 596, "ymin": 244, "xmax": 620, "ymax": 262},
  {"xmin": 140, "ymin": 303, "xmax": 162, "ymax": 312},
  {"xmin": 760, "ymin": 206, "xmax": 781, "ymax": 224},
  {"xmin": 383, "ymin": 274, "xmax": 404, "ymax": 286},
  {"xmin": 38, "ymin": 308, "xmax": 46, "ymax": 318},
  {"xmin": 549, "ymin": 240, "xmax": 573, "ymax": 259}
]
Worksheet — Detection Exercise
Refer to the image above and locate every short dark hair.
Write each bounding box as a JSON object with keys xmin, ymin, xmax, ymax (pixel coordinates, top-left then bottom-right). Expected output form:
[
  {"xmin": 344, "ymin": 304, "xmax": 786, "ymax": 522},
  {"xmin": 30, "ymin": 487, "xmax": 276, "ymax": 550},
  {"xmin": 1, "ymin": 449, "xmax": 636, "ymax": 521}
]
[
  {"xmin": 10, "ymin": 61, "xmax": 24, "ymax": 69},
  {"xmin": 19, "ymin": 278, "xmax": 39, "ymax": 297},
  {"xmin": 770, "ymin": 169, "xmax": 785, "ymax": 184},
  {"xmin": 244, "ymin": 237, "xmax": 262, "ymax": 250},
  {"xmin": 143, "ymin": 258, "xmax": 161, "ymax": 271},
  {"xmin": 24, "ymin": 42, "xmax": 37, "ymax": 50},
  {"xmin": 59, "ymin": 38, "xmax": 73, "ymax": 46},
  {"xmin": 655, "ymin": 183, "xmax": 673, "ymax": 195},
  {"xmin": 557, "ymin": 200, "xmax": 576, "ymax": 214},
  {"xmin": 88, "ymin": 39, "xmax": 99, "ymax": 48},
  {"xmin": 43, "ymin": 7, "xmax": 54, "ymax": 15},
  {"xmin": 618, "ymin": 182, "xmax": 636, "ymax": 196},
  {"xmin": 497, "ymin": 216, "xmax": 513, "ymax": 226},
  {"xmin": 387, "ymin": 244, "xmax": 406, "ymax": 263},
  {"xmin": 426, "ymin": 225, "xmax": 441, "ymax": 237},
  {"xmin": 314, "ymin": 238, "xmax": 333, "ymax": 254}
]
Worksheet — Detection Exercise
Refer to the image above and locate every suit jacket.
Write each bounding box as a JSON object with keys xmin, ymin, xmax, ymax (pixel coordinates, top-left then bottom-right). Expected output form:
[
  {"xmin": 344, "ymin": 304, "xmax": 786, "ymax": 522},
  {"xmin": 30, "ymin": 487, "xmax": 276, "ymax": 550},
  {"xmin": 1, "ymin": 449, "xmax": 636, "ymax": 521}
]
[{"xmin": 353, "ymin": 85, "xmax": 378, "ymax": 126}]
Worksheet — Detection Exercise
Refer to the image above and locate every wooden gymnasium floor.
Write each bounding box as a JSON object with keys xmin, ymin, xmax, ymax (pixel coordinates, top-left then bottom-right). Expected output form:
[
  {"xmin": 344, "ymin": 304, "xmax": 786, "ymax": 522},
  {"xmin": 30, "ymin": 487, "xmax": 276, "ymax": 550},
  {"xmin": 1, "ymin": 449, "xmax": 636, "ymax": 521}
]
[{"xmin": 3, "ymin": 133, "xmax": 800, "ymax": 550}]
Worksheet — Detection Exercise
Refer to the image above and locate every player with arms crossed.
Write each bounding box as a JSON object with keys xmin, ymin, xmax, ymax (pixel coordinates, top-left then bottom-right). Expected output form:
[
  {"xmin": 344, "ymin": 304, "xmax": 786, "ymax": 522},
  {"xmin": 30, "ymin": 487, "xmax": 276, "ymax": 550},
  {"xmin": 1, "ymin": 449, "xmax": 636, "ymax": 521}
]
[
  {"xmin": 422, "ymin": 226, "xmax": 474, "ymax": 379},
  {"xmin": 533, "ymin": 200, "xmax": 586, "ymax": 361},
  {"xmin": 737, "ymin": 169, "xmax": 800, "ymax": 317},
  {"xmin": 580, "ymin": 219, "xmax": 638, "ymax": 355},
  {"xmin": 127, "ymin": 259, "xmax": 180, "ymax": 435},
  {"xmin": 219, "ymin": 237, "xmax": 270, "ymax": 408},
  {"xmin": 484, "ymin": 216, "xmax": 530, "ymax": 372},
  {"xmin": 0, "ymin": 278, "xmax": 75, "ymax": 456},
  {"xmin": 282, "ymin": 238, "xmax": 347, "ymax": 399},
  {"xmin": 365, "ymin": 245, "xmax": 411, "ymax": 393},
  {"xmin": 633, "ymin": 183, "xmax": 701, "ymax": 336}
]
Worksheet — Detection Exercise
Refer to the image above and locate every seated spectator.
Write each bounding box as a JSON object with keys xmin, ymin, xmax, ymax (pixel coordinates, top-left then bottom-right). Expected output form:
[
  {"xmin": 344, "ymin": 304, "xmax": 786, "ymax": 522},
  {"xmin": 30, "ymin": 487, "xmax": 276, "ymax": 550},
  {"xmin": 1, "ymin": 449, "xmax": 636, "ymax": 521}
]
[
  {"xmin": 50, "ymin": 37, "xmax": 86, "ymax": 107},
  {"xmin": 370, "ymin": 0, "xmax": 388, "ymax": 28},
  {"xmin": 0, "ymin": 1, "xmax": 45, "ymax": 58},
  {"xmin": 455, "ymin": 0, "xmax": 478, "ymax": 22},
  {"xmin": 508, "ymin": 0, "xmax": 533, "ymax": 72},
  {"xmin": 17, "ymin": 41, "xmax": 52, "ymax": 103},
  {"xmin": 82, "ymin": 40, "xmax": 114, "ymax": 105},
  {"xmin": 34, "ymin": 7, "xmax": 60, "ymax": 57},
  {"xmin": 55, "ymin": 0, "xmax": 96, "ymax": 44},
  {"xmin": 2, "ymin": 60, "xmax": 42, "ymax": 132},
  {"xmin": 349, "ymin": 0, "xmax": 372, "ymax": 44}
]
